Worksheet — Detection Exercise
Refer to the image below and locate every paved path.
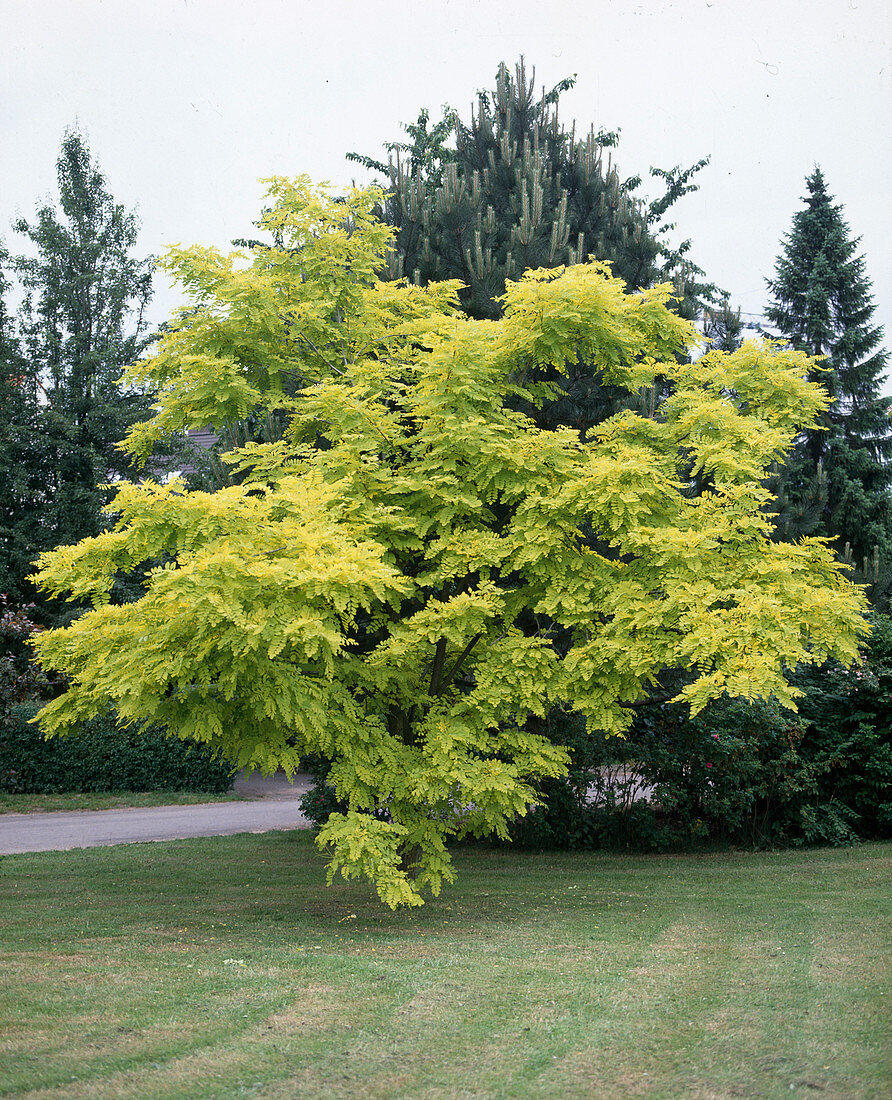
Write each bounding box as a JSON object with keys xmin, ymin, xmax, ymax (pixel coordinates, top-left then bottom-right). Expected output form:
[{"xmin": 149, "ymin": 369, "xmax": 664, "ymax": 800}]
[
  {"xmin": 0, "ymin": 770, "xmax": 655, "ymax": 856},
  {"xmin": 0, "ymin": 771, "xmax": 314, "ymax": 856}
]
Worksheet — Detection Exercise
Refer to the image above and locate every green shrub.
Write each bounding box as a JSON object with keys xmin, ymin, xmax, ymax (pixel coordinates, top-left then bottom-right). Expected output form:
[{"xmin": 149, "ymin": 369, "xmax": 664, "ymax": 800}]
[
  {"xmin": 508, "ymin": 699, "xmax": 857, "ymax": 853},
  {"xmin": 0, "ymin": 704, "xmax": 233, "ymax": 794},
  {"xmin": 630, "ymin": 696, "xmax": 857, "ymax": 848},
  {"xmin": 295, "ymin": 753, "xmax": 347, "ymax": 827},
  {"xmin": 790, "ymin": 612, "xmax": 892, "ymax": 840},
  {"xmin": 500, "ymin": 710, "xmax": 668, "ymax": 851},
  {"xmin": 508, "ymin": 709, "xmax": 613, "ymax": 850},
  {"xmin": 299, "ymin": 778, "xmax": 348, "ymax": 827},
  {"xmin": 508, "ymin": 616, "xmax": 892, "ymax": 852}
]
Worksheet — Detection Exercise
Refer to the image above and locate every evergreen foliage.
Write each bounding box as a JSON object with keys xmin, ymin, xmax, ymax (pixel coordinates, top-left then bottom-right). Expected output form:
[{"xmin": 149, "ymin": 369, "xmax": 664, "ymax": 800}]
[
  {"xmin": 509, "ymin": 614, "xmax": 892, "ymax": 852},
  {"xmin": 702, "ymin": 297, "xmax": 744, "ymax": 354},
  {"xmin": 4, "ymin": 130, "xmax": 155, "ymax": 603},
  {"xmin": 765, "ymin": 168, "xmax": 892, "ymax": 602},
  {"xmin": 352, "ymin": 60, "xmax": 712, "ymax": 316},
  {"xmin": 1, "ymin": 704, "xmax": 233, "ymax": 794},
  {"xmin": 349, "ymin": 60, "xmax": 715, "ymax": 435},
  {"xmin": 31, "ymin": 179, "xmax": 866, "ymax": 908}
]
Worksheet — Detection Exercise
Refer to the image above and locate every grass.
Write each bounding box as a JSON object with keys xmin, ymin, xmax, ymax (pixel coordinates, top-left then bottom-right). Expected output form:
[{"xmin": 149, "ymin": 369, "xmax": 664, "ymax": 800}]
[
  {"xmin": 0, "ymin": 835, "xmax": 889, "ymax": 1099},
  {"xmin": 0, "ymin": 791, "xmax": 244, "ymax": 814}
]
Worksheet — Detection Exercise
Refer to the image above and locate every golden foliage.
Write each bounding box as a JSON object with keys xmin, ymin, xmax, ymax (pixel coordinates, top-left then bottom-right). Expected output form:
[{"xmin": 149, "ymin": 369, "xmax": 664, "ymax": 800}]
[{"xmin": 32, "ymin": 180, "xmax": 866, "ymax": 907}]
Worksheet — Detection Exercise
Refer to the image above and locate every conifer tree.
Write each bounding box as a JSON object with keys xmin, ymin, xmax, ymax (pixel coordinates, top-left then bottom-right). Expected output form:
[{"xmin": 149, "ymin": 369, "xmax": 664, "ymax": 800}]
[
  {"xmin": 11, "ymin": 130, "xmax": 155, "ymax": 563},
  {"xmin": 348, "ymin": 60, "xmax": 715, "ymax": 434},
  {"xmin": 702, "ymin": 297, "xmax": 744, "ymax": 354},
  {"xmin": 352, "ymin": 60, "xmax": 712, "ymax": 315},
  {"xmin": 765, "ymin": 168, "xmax": 892, "ymax": 599}
]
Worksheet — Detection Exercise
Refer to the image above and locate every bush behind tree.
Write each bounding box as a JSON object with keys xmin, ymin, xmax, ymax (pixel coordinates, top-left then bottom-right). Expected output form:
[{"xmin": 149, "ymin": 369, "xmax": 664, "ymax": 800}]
[
  {"xmin": 508, "ymin": 616, "xmax": 892, "ymax": 851},
  {"xmin": 1, "ymin": 704, "xmax": 233, "ymax": 794}
]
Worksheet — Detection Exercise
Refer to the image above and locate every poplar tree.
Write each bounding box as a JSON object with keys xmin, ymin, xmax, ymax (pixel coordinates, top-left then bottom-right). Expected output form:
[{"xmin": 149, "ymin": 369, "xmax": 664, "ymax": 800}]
[
  {"xmin": 765, "ymin": 168, "xmax": 892, "ymax": 600},
  {"xmin": 12, "ymin": 130, "xmax": 155, "ymax": 562},
  {"xmin": 0, "ymin": 249, "xmax": 74, "ymax": 607},
  {"xmin": 0, "ymin": 248, "xmax": 38, "ymax": 602}
]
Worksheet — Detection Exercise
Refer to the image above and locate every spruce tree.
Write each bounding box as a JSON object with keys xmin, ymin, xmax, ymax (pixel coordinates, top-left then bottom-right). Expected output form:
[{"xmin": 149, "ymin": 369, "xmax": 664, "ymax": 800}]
[
  {"xmin": 765, "ymin": 168, "xmax": 892, "ymax": 600},
  {"xmin": 11, "ymin": 130, "xmax": 155, "ymax": 566}
]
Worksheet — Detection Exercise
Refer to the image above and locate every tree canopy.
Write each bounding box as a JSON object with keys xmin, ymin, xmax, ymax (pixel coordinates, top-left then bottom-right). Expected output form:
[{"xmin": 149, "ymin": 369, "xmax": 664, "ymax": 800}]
[
  {"xmin": 32, "ymin": 178, "xmax": 866, "ymax": 907},
  {"xmin": 345, "ymin": 59, "xmax": 717, "ymax": 438},
  {"xmin": 765, "ymin": 167, "xmax": 892, "ymax": 601},
  {"xmin": 0, "ymin": 246, "xmax": 34, "ymax": 602},
  {"xmin": 350, "ymin": 59, "xmax": 712, "ymax": 321},
  {"xmin": 3, "ymin": 130, "xmax": 155, "ymax": 606}
]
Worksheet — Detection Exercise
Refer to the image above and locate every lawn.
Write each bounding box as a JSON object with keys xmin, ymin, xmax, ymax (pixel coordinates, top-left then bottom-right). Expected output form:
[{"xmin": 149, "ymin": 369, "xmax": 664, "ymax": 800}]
[
  {"xmin": 1, "ymin": 834, "xmax": 889, "ymax": 1099},
  {"xmin": 0, "ymin": 791, "xmax": 245, "ymax": 815}
]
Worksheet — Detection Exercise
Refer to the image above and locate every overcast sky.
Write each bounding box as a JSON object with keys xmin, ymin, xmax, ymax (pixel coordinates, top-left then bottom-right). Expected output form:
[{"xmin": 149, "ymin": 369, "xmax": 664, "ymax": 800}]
[{"xmin": 3, "ymin": 0, "xmax": 890, "ymax": 390}]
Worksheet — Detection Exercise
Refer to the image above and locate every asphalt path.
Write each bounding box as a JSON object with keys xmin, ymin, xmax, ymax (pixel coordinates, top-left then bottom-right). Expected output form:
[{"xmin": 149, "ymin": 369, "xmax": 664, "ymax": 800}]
[
  {"xmin": 0, "ymin": 771, "xmax": 653, "ymax": 856},
  {"xmin": 0, "ymin": 771, "xmax": 314, "ymax": 856}
]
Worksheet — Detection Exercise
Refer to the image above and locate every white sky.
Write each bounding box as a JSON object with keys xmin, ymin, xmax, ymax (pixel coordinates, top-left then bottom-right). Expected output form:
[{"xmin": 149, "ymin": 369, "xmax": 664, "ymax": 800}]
[{"xmin": 3, "ymin": 0, "xmax": 890, "ymax": 391}]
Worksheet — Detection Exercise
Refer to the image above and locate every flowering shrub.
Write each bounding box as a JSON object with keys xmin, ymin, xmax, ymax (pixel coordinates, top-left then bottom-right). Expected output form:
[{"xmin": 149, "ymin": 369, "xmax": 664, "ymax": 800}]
[
  {"xmin": 628, "ymin": 697, "xmax": 851, "ymax": 848},
  {"xmin": 0, "ymin": 596, "xmax": 52, "ymax": 710}
]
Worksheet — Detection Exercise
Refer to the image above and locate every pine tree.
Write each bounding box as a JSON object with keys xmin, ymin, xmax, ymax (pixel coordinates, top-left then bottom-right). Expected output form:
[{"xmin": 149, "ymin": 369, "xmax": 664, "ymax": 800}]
[
  {"xmin": 10, "ymin": 130, "xmax": 155, "ymax": 571},
  {"xmin": 702, "ymin": 296, "xmax": 744, "ymax": 353},
  {"xmin": 352, "ymin": 60, "xmax": 715, "ymax": 315},
  {"xmin": 765, "ymin": 168, "xmax": 892, "ymax": 600},
  {"xmin": 348, "ymin": 60, "xmax": 716, "ymax": 434}
]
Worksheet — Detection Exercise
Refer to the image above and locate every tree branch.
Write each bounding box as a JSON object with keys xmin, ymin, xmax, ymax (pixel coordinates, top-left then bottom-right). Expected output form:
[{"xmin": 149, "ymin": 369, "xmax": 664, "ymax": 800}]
[
  {"xmin": 618, "ymin": 692, "xmax": 674, "ymax": 710},
  {"xmin": 428, "ymin": 636, "xmax": 448, "ymax": 697},
  {"xmin": 442, "ymin": 632, "xmax": 483, "ymax": 690}
]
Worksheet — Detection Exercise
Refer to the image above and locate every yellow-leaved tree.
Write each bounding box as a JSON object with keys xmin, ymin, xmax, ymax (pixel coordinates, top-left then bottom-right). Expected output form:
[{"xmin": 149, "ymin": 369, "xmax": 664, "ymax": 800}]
[{"xmin": 32, "ymin": 178, "xmax": 866, "ymax": 907}]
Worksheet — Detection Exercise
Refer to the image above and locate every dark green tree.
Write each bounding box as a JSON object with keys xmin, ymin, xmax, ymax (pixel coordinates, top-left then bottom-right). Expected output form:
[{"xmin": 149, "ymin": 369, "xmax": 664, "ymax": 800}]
[
  {"xmin": 348, "ymin": 59, "xmax": 716, "ymax": 433},
  {"xmin": 702, "ymin": 296, "xmax": 744, "ymax": 353},
  {"xmin": 765, "ymin": 168, "xmax": 892, "ymax": 601},
  {"xmin": 351, "ymin": 59, "xmax": 715, "ymax": 315},
  {"xmin": 10, "ymin": 129, "xmax": 155, "ymax": 583},
  {"xmin": 0, "ymin": 248, "xmax": 74, "ymax": 609},
  {"xmin": 0, "ymin": 246, "xmax": 40, "ymax": 602}
]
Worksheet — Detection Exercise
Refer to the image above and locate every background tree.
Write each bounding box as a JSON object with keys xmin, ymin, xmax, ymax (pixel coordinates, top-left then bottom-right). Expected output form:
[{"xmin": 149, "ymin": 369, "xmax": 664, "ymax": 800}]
[
  {"xmin": 348, "ymin": 60, "xmax": 716, "ymax": 435},
  {"xmin": 702, "ymin": 297, "xmax": 744, "ymax": 354},
  {"xmin": 33, "ymin": 179, "xmax": 866, "ymax": 908},
  {"xmin": 0, "ymin": 249, "xmax": 73, "ymax": 612},
  {"xmin": 0, "ymin": 246, "xmax": 36, "ymax": 602},
  {"xmin": 351, "ymin": 60, "xmax": 713, "ymax": 314},
  {"xmin": 9, "ymin": 129, "xmax": 155, "ymax": 597},
  {"xmin": 765, "ymin": 167, "xmax": 892, "ymax": 602}
]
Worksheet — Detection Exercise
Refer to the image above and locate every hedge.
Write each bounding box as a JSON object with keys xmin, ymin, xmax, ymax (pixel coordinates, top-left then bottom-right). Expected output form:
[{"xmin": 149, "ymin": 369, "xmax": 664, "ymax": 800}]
[{"xmin": 0, "ymin": 704, "xmax": 233, "ymax": 794}]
